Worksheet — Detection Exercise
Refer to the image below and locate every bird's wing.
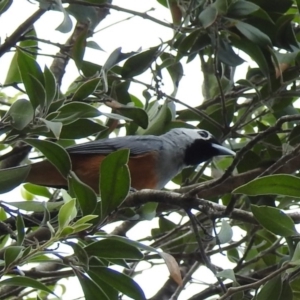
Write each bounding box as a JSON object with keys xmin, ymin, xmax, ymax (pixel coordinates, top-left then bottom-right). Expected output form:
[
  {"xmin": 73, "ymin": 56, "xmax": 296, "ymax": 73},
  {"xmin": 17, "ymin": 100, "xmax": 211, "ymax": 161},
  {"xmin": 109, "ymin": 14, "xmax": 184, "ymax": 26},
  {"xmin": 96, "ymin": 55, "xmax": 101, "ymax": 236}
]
[{"xmin": 66, "ymin": 135, "xmax": 164, "ymax": 156}]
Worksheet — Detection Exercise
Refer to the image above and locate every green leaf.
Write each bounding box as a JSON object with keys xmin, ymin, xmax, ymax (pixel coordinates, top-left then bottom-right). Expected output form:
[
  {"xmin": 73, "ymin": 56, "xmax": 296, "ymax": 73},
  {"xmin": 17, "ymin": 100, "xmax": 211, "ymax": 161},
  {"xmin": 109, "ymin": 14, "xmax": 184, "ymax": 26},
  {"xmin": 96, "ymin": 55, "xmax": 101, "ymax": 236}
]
[
  {"xmin": 117, "ymin": 106, "xmax": 148, "ymax": 129},
  {"xmin": 0, "ymin": 0, "xmax": 12, "ymax": 15},
  {"xmin": 251, "ymin": 205, "xmax": 296, "ymax": 237},
  {"xmin": 122, "ymin": 46, "xmax": 160, "ymax": 78},
  {"xmin": 217, "ymin": 269, "xmax": 236, "ymax": 282},
  {"xmin": 257, "ymin": 275, "xmax": 282, "ymax": 300},
  {"xmin": 89, "ymin": 267, "xmax": 145, "ymax": 300},
  {"xmin": 71, "ymin": 26, "xmax": 88, "ymax": 69},
  {"xmin": 235, "ymin": 21, "xmax": 272, "ymax": 47},
  {"xmin": 72, "ymin": 78, "xmax": 101, "ymax": 101},
  {"xmin": 44, "ymin": 65, "xmax": 57, "ymax": 109},
  {"xmin": 16, "ymin": 213, "xmax": 25, "ymax": 246},
  {"xmin": 58, "ymin": 198, "xmax": 77, "ymax": 231},
  {"xmin": 0, "ymin": 165, "xmax": 31, "ymax": 194},
  {"xmin": 199, "ymin": 5, "xmax": 218, "ymax": 28},
  {"xmin": 51, "ymin": 102, "xmax": 101, "ymax": 124},
  {"xmin": 0, "ymin": 276, "xmax": 55, "ymax": 296},
  {"xmin": 217, "ymin": 220, "xmax": 233, "ymax": 244},
  {"xmin": 39, "ymin": 118, "xmax": 62, "ymax": 139},
  {"xmin": 84, "ymin": 239, "xmax": 143, "ymax": 259},
  {"xmin": 17, "ymin": 49, "xmax": 45, "ymax": 109},
  {"xmin": 3, "ymin": 201, "xmax": 62, "ymax": 212},
  {"xmin": 4, "ymin": 246, "xmax": 24, "ymax": 268},
  {"xmin": 68, "ymin": 171, "xmax": 98, "ymax": 215},
  {"xmin": 233, "ymin": 174, "xmax": 300, "ymax": 198},
  {"xmin": 228, "ymin": 1, "xmax": 260, "ymax": 17},
  {"xmin": 60, "ymin": 119, "xmax": 105, "ymax": 139},
  {"xmin": 25, "ymin": 139, "xmax": 71, "ymax": 178},
  {"xmin": 6, "ymin": 99, "xmax": 34, "ymax": 130},
  {"xmin": 100, "ymin": 149, "xmax": 130, "ymax": 219}
]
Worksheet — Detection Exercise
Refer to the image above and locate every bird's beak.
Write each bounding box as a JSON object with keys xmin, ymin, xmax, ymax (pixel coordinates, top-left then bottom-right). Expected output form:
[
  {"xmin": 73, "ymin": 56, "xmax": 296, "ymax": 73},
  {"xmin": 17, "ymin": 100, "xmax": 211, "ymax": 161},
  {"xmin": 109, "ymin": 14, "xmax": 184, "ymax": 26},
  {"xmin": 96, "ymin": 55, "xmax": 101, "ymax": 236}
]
[{"xmin": 212, "ymin": 143, "xmax": 236, "ymax": 157}]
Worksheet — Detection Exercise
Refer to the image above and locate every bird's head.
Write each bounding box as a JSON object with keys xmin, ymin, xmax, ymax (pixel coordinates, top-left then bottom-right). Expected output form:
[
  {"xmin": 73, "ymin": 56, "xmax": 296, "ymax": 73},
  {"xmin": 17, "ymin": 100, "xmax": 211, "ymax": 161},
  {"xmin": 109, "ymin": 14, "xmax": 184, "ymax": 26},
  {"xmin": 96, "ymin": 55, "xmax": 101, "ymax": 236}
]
[{"xmin": 167, "ymin": 128, "xmax": 235, "ymax": 166}]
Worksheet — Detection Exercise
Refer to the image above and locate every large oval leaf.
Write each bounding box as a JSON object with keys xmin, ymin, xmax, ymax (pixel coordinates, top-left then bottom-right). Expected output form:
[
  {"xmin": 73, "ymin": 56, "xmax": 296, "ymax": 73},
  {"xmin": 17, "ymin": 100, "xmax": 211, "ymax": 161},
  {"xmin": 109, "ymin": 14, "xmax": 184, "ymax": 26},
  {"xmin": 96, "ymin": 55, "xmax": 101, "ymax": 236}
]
[
  {"xmin": 233, "ymin": 174, "xmax": 300, "ymax": 198},
  {"xmin": 251, "ymin": 205, "xmax": 296, "ymax": 237}
]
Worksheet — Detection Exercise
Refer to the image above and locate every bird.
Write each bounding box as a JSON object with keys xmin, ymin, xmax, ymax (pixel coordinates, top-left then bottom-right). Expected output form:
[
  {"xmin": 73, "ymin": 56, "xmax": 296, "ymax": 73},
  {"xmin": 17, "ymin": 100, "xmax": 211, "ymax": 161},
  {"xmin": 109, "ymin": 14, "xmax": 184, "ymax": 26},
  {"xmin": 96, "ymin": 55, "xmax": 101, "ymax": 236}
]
[{"xmin": 25, "ymin": 128, "xmax": 235, "ymax": 192}]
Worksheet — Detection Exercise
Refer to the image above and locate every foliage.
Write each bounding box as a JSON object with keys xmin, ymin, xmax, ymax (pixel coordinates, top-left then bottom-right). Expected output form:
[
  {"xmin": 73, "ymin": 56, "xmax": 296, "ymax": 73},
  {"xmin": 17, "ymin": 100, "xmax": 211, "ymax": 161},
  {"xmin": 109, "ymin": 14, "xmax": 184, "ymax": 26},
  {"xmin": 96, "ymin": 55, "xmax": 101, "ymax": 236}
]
[{"xmin": 1, "ymin": 0, "xmax": 300, "ymax": 299}]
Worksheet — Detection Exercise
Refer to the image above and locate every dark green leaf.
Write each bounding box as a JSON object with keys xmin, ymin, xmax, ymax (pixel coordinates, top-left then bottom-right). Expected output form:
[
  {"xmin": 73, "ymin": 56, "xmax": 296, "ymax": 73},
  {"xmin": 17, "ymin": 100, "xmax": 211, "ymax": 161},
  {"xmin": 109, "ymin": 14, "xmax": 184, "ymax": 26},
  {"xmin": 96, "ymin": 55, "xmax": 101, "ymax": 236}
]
[
  {"xmin": 233, "ymin": 174, "xmax": 300, "ymax": 198},
  {"xmin": 60, "ymin": 119, "xmax": 106, "ymax": 139},
  {"xmin": 17, "ymin": 49, "xmax": 45, "ymax": 109},
  {"xmin": 51, "ymin": 102, "xmax": 101, "ymax": 124},
  {"xmin": 257, "ymin": 275, "xmax": 282, "ymax": 300},
  {"xmin": 25, "ymin": 139, "xmax": 71, "ymax": 177},
  {"xmin": 84, "ymin": 239, "xmax": 143, "ymax": 259},
  {"xmin": 68, "ymin": 171, "xmax": 98, "ymax": 215},
  {"xmin": 16, "ymin": 213, "xmax": 25, "ymax": 246},
  {"xmin": 77, "ymin": 271, "xmax": 110, "ymax": 300},
  {"xmin": 0, "ymin": 165, "xmax": 31, "ymax": 194},
  {"xmin": 39, "ymin": 118, "xmax": 62, "ymax": 139},
  {"xmin": 4, "ymin": 246, "xmax": 24, "ymax": 268},
  {"xmin": 44, "ymin": 65, "xmax": 57, "ymax": 109},
  {"xmin": 90, "ymin": 267, "xmax": 145, "ymax": 300},
  {"xmin": 228, "ymin": 1, "xmax": 260, "ymax": 17},
  {"xmin": 122, "ymin": 46, "xmax": 160, "ymax": 78},
  {"xmin": 100, "ymin": 149, "xmax": 130, "ymax": 219},
  {"xmin": 199, "ymin": 5, "xmax": 218, "ymax": 28},
  {"xmin": 117, "ymin": 107, "xmax": 148, "ymax": 129},
  {"xmin": 251, "ymin": 205, "xmax": 296, "ymax": 237},
  {"xmin": 71, "ymin": 26, "xmax": 88, "ymax": 69},
  {"xmin": 6, "ymin": 99, "xmax": 34, "ymax": 130},
  {"xmin": 235, "ymin": 21, "xmax": 272, "ymax": 46},
  {"xmin": 0, "ymin": 0, "xmax": 12, "ymax": 14},
  {"xmin": 0, "ymin": 276, "xmax": 55, "ymax": 296},
  {"xmin": 72, "ymin": 78, "xmax": 101, "ymax": 101}
]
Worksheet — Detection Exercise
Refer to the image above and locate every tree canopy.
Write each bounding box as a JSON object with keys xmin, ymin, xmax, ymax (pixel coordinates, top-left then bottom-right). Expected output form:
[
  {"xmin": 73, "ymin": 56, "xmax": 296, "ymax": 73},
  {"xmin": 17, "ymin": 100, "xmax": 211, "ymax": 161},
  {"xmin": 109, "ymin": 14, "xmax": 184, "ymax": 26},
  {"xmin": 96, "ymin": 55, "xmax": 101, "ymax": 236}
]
[{"xmin": 1, "ymin": 0, "xmax": 300, "ymax": 299}]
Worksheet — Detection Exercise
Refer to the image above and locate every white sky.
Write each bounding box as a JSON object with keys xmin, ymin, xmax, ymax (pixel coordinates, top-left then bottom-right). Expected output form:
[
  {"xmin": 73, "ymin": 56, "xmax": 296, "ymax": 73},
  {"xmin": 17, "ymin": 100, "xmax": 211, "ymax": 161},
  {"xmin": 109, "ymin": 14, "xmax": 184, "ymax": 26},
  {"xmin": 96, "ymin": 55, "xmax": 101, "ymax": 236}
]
[{"xmin": 0, "ymin": 1, "xmax": 237, "ymax": 299}]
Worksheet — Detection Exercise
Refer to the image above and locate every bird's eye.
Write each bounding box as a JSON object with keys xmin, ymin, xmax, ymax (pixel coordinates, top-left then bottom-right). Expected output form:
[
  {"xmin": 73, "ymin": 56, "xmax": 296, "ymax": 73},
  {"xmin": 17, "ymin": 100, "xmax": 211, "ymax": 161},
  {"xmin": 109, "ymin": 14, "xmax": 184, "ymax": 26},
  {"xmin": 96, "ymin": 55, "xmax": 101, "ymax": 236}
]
[{"xmin": 198, "ymin": 130, "xmax": 209, "ymax": 139}]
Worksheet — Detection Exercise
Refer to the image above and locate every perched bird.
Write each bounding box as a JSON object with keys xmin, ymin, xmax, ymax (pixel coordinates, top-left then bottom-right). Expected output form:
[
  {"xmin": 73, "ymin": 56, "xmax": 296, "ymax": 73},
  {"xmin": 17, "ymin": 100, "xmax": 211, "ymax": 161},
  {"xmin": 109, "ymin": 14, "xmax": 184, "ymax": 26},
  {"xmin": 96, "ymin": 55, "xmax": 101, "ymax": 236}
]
[{"xmin": 26, "ymin": 128, "xmax": 235, "ymax": 192}]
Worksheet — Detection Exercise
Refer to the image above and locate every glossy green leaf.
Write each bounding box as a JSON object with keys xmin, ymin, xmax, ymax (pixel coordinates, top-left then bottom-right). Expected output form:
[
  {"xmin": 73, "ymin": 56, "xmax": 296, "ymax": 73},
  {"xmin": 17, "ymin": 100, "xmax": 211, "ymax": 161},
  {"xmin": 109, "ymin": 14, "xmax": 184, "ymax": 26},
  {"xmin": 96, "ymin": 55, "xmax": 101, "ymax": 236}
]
[
  {"xmin": 58, "ymin": 198, "xmax": 77, "ymax": 231},
  {"xmin": 4, "ymin": 28, "xmax": 37, "ymax": 85},
  {"xmin": 39, "ymin": 118, "xmax": 62, "ymax": 139},
  {"xmin": 60, "ymin": 119, "xmax": 105, "ymax": 139},
  {"xmin": 22, "ymin": 183, "xmax": 52, "ymax": 198},
  {"xmin": 4, "ymin": 246, "xmax": 24, "ymax": 268},
  {"xmin": 52, "ymin": 102, "xmax": 101, "ymax": 124},
  {"xmin": 233, "ymin": 174, "xmax": 300, "ymax": 198},
  {"xmin": 228, "ymin": 1, "xmax": 260, "ymax": 17},
  {"xmin": 199, "ymin": 5, "xmax": 218, "ymax": 28},
  {"xmin": 71, "ymin": 26, "xmax": 88, "ymax": 69},
  {"xmin": 25, "ymin": 138, "xmax": 71, "ymax": 178},
  {"xmin": 6, "ymin": 99, "xmax": 34, "ymax": 130},
  {"xmin": 16, "ymin": 213, "xmax": 25, "ymax": 246},
  {"xmin": 2, "ymin": 200, "xmax": 62, "ymax": 212},
  {"xmin": 122, "ymin": 46, "xmax": 160, "ymax": 78},
  {"xmin": 0, "ymin": 276, "xmax": 55, "ymax": 296},
  {"xmin": 251, "ymin": 205, "xmax": 296, "ymax": 237},
  {"xmin": 44, "ymin": 65, "xmax": 57, "ymax": 109},
  {"xmin": 17, "ymin": 49, "xmax": 45, "ymax": 109},
  {"xmin": 68, "ymin": 171, "xmax": 98, "ymax": 215},
  {"xmin": 100, "ymin": 149, "xmax": 130, "ymax": 219},
  {"xmin": 235, "ymin": 21, "xmax": 272, "ymax": 46},
  {"xmin": 77, "ymin": 271, "xmax": 110, "ymax": 300},
  {"xmin": 117, "ymin": 106, "xmax": 148, "ymax": 129},
  {"xmin": 84, "ymin": 239, "xmax": 143, "ymax": 259},
  {"xmin": 72, "ymin": 78, "xmax": 101, "ymax": 101},
  {"xmin": 257, "ymin": 275, "xmax": 282, "ymax": 300},
  {"xmin": 0, "ymin": 0, "xmax": 12, "ymax": 14},
  {"xmin": 90, "ymin": 267, "xmax": 145, "ymax": 300},
  {"xmin": 0, "ymin": 165, "xmax": 31, "ymax": 194}
]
